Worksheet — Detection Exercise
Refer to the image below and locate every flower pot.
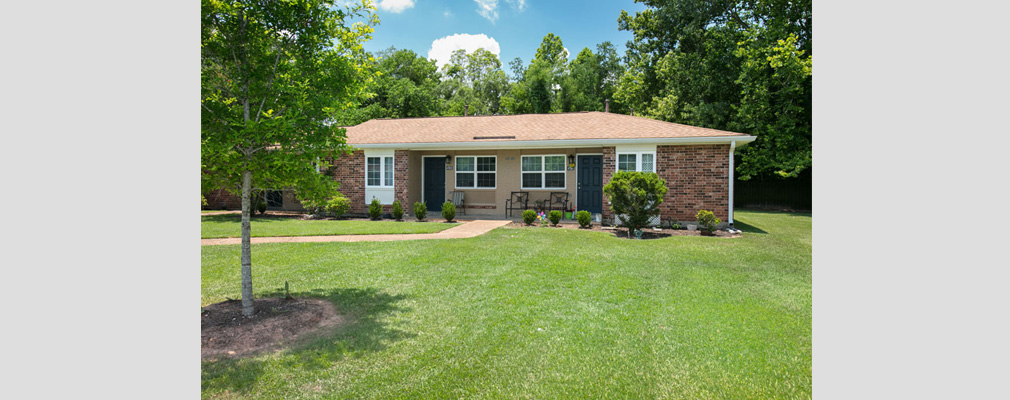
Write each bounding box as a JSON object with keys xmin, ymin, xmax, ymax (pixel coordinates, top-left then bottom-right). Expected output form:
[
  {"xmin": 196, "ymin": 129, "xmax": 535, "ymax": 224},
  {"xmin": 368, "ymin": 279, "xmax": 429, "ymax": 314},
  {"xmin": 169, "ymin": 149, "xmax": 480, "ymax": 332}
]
[
  {"xmin": 700, "ymin": 229, "xmax": 716, "ymax": 236},
  {"xmin": 687, "ymin": 224, "xmax": 698, "ymax": 231},
  {"xmin": 633, "ymin": 229, "xmax": 644, "ymax": 239},
  {"xmin": 565, "ymin": 212, "xmax": 573, "ymax": 219}
]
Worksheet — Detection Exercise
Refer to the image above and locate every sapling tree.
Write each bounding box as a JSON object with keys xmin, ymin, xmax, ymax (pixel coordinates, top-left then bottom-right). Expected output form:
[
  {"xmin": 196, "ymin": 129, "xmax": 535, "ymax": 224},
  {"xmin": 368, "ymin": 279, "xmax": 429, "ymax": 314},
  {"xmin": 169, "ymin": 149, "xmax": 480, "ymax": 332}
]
[
  {"xmin": 201, "ymin": 0, "xmax": 378, "ymax": 316},
  {"xmin": 603, "ymin": 171, "xmax": 668, "ymax": 237}
]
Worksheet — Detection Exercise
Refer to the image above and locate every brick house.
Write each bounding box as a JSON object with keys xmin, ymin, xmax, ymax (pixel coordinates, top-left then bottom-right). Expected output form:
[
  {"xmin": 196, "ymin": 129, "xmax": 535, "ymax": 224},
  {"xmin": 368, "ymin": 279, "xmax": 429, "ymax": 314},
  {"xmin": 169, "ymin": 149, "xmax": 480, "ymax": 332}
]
[{"xmin": 327, "ymin": 111, "xmax": 755, "ymax": 226}]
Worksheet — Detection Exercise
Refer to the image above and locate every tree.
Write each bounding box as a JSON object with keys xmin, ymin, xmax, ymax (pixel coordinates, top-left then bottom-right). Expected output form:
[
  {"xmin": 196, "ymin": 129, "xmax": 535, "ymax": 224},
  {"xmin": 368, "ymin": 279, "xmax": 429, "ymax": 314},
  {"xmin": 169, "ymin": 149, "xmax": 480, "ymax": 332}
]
[
  {"xmin": 603, "ymin": 171, "xmax": 668, "ymax": 237},
  {"xmin": 341, "ymin": 47, "xmax": 443, "ymax": 125},
  {"xmin": 616, "ymin": 0, "xmax": 812, "ymax": 179},
  {"xmin": 437, "ymin": 48, "xmax": 509, "ymax": 116},
  {"xmin": 201, "ymin": 0, "xmax": 378, "ymax": 315}
]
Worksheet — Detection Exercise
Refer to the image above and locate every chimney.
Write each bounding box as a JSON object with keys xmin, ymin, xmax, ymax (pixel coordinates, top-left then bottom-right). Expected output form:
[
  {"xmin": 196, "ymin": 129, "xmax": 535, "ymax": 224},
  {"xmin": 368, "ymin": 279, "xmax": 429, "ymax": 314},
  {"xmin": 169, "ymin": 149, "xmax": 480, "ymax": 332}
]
[
  {"xmin": 605, "ymin": 99, "xmax": 610, "ymax": 113},
  {"xmin": 465, "ymin": 104, "xmax": 469, "ymax": 117},
  {"xmin": 630, "ymin": 106, "xmax": 634, "ymax": 116}
]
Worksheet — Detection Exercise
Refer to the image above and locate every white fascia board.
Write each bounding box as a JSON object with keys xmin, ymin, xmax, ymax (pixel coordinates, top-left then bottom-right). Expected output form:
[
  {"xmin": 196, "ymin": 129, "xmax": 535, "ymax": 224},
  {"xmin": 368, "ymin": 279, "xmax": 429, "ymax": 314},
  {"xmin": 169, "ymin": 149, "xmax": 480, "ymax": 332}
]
[{"xmin": 350, "ymin": 136, "xmax": 757, "ymax": 151}]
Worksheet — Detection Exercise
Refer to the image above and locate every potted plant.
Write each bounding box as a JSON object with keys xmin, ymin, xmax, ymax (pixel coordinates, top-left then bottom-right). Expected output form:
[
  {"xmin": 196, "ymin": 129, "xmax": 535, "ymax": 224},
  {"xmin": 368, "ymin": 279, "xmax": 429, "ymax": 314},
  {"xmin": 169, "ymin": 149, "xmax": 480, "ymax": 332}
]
[
  {"xmin": 564, "ymin": 207, "xmax": 573, "ymax": 220},
  {"xmin": 633, "ymin": 229, "xmax": 644, "ymax": 239}
]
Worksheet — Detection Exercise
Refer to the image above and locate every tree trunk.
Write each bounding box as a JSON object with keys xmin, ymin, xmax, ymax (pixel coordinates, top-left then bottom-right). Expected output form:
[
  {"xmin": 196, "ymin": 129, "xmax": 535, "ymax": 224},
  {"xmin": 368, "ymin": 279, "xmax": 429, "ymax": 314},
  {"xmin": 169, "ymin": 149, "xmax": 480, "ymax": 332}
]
[{"xmin": 240, "ymin": 169, "xmax": 255, "ymax": 316}]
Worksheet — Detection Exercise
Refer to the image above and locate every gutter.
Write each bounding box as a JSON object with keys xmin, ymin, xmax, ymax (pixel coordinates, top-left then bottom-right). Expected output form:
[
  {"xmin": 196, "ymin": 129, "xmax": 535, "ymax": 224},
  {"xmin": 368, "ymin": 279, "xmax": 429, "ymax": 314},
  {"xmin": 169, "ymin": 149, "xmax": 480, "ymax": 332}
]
[
  {"xmin": 729, "ymin": 140, "xmax": 736, "ymax": 227},
  {"xmin": 349, "ymin": 135, "xmax": 757, "ymax": 150}
]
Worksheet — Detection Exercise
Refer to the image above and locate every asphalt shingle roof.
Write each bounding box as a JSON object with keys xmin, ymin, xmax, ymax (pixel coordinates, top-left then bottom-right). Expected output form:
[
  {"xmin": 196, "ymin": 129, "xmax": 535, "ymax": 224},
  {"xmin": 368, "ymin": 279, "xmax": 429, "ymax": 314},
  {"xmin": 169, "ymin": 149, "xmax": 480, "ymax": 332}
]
[{"xmin": 343, "ymin": 111, "xmax": 749, "ymax": 144}]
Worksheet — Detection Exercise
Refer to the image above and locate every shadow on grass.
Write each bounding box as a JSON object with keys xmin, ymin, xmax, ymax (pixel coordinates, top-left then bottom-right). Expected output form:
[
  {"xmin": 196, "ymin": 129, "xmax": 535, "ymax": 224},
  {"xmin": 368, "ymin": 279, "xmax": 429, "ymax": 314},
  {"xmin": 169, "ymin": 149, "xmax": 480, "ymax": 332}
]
[
  {"xmin": 733, "ymin": 220, "xmax": 768, "ymax": 234},
  {"xmin": 201, "ymin": 287, "xmax": 413, "ymax": 394},
  {"xmin": 201, "ymin": 214, "xmax": 303, "ymax": 223}
]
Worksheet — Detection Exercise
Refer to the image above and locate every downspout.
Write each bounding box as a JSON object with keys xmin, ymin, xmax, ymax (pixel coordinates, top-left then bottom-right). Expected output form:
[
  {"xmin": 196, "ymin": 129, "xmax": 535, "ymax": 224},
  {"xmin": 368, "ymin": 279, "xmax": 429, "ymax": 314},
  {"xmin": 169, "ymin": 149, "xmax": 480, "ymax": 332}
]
[{"xmin": 728, "ymin": 140, "xmax": 736, "ymax": 226}]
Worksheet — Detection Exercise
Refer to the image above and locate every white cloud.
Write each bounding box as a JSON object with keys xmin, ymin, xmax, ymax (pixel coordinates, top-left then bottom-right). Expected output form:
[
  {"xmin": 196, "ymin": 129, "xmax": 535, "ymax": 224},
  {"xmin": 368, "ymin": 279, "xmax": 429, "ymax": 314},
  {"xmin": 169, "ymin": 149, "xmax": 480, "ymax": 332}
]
[
  {"xmin": 506, "ymin": 0, "xmax": 527, "ymax": 12},
  {"xmin": 474, "ymin": 0, "xmax": 498, "ymax": 23},
  {"xmin": 443, "ymin": 8, "xmax": 453, "ymax": 18},
  {"xmin": 427, "ymin": 33, "xmax": 501, "ymax": 71},
  {"xmin": 378, "ymin": 0, "xmax": 415, "ymax": 13}
]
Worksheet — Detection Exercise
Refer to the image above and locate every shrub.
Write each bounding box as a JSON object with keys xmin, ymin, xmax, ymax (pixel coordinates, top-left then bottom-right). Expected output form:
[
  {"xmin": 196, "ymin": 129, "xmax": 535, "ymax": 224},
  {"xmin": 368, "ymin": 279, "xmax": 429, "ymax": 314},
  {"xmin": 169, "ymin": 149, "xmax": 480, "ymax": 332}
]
[
  {"xmin": 696, "ymin": 210, "xmax": 721, "ymax": 232},
  {"xmin": 201, "ymin": 194, "xmax": 208, "ymax": 208},
  {"xmin": 441, "ymin": 201, "xmax": 456, "ymax": 222},
  {"xmin": 548, "ymin": 210, "xmax": 562, "ymax": 226},
  {"xmin": 522, "ymin": 209, "xmax": 537, "ymax": 226},
  {"xmin": 391, "ymin": 200, "xmax": 404, "ymax": 220},
  {"xmin": 299, "ymin": 198, "xmax": 323, "ymax": 215},
  {"xmin": 576, "ymin": 210, "xmax": 592, "ymax": 228},
  {"xmin": 603, "ymin": 171, "xmax": 668, "ymax": 237},
  {"xmin": 256, "ymin": 199, "xmax": 267, "ymax": 214},
  {"xmin": 413, "ymin": 202, "xmax": 427, "ymax": 221},
  {"xmin": 368, "ymin": 198, "xmax": 382, "ymax": 220},
  {"xmin": 325, "ymin": 194, "xmax": 350, "ymax": 218}
]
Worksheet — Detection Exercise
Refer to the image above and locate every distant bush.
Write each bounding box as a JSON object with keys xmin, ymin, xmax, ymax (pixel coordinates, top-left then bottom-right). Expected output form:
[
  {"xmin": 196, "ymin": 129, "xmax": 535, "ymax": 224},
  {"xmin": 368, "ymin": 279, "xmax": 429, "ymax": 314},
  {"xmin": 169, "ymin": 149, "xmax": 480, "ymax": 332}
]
[
  {"xmin": 368, "ymin": 198, "xmax": 382, "ymax": 220},
  {"xmin": 256, "ymin": 199, "xmax": 267, "ymax": 214},
  {"xmin": 413, "ymin": 202, "xmax": 427, "ymax": 221},
  {"xmin": 576, "ymin": 210, "xmax": 591, "ymax": 228},
  {"xmin": 325, "ymin": 194, "xmax": 350, "ymax": 218},
  {"xmin": 548, "ymin": 210, "xmax": 562, "ymax": 226},
  {"xmin": 695, "ymin": 210, "xmax": 721, "ymax": 232},
  {"xmin": 522, "ymin": 209, "xmax": 536, "ymax": 226},
  {"xmin": 391, "ymin": 200, "xmax": 404, "ymax": 220},
  {"xmin": 441, "ymin": 201, "xmax": 456, "ymax": 222}
]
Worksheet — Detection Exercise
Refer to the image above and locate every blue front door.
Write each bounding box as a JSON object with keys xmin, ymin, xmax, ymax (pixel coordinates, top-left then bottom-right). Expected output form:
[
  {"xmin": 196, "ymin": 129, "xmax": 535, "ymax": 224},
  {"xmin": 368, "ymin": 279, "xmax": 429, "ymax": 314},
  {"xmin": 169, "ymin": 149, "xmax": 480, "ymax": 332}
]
[
  {"xmin": 577, "ymin": 155, "xmax": 603, "ymax": 214},
  {"xmin": 423, "ymin": 157, "xmax": 445, "ymax": 212}
]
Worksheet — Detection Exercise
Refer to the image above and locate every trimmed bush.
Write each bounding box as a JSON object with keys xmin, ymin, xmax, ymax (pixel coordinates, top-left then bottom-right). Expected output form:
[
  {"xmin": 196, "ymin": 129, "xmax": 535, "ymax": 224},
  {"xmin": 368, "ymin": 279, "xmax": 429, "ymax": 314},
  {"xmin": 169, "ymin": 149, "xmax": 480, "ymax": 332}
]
[
  {"xmin": 522, "ymin": 209, "xmax": 537, "ymax": 226},
  {"xmin": 603, "ymin": 171, "xmax": 668, "ymax": 237},
  {"xmin": 256, "ymin": 199, "xmax": 267, "ymax": 214},
  {"xmin": 413, "ymin": 202, "xmax": 427, "ymax": 221},
  {"xmin": 325, "ymin": 194, "xmax": 350, "ymax": 218},
  {"xmin": 368, "ymin": 198, "xmax": 382, "ymax": 220},
  {"xmin": 548, "ymin": 210, "xmax": 562, "ymax": 226},
  {"xmin": 391, "ymin": 200, "xmax": 404, "ymax": 221},
  {"xmin": 576, "ymin": 210, "xmax": 592, "ymax": 228},
  {"xmin": 696, "ymin": 210, "xmax": 721, "ymax": 232},
  {"xmin": 441, "ymin": 201, "xmax": 456, "ymax": 222}
]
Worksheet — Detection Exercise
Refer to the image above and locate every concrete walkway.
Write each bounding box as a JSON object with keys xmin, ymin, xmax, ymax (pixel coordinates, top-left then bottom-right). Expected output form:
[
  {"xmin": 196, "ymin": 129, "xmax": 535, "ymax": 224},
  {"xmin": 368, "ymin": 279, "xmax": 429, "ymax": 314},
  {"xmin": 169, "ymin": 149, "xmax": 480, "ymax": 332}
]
[{"xmin": 201, "ymin": 219, "xmax": 512, "ymax": 246}]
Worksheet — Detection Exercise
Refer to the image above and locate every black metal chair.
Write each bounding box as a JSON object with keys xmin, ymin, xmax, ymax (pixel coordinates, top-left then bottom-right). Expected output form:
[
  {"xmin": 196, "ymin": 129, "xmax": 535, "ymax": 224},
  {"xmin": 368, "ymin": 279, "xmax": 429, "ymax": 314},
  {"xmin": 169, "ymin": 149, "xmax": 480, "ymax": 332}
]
[
  {"xmin": 505, "ymin": 191, "xmax": 529, "ymax": 217},
  {"xmin": 546, "ymin": 192, "xmax": 569, "ymax": 213}
]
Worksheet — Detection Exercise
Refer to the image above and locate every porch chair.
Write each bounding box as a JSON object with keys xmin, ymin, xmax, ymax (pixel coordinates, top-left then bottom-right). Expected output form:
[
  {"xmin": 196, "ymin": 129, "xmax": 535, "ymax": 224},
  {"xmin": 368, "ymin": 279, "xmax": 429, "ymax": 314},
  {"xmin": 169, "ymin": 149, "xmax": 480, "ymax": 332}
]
[
  {"xmin": 504, "ymin": 191, "xmax": 529, "ymax": 217},
  {"xmin": 449, "ymin": 191, "xmax": 465, "ymax": 216},
  {"xmin": 546, "ymin": 192, "xmax": 570, "ymax": 213}
]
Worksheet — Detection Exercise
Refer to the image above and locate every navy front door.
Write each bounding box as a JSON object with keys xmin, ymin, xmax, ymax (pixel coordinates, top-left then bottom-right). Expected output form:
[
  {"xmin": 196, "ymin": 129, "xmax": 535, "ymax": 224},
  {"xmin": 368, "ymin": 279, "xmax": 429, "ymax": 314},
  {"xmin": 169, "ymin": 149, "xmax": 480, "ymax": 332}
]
[
  {"xmin": 577, "ymin": 155, "xmax": 603, "ymax": 214},
  {"xmin": 423, "ymin": 157, "xmax": 446, "ymax": 212}
]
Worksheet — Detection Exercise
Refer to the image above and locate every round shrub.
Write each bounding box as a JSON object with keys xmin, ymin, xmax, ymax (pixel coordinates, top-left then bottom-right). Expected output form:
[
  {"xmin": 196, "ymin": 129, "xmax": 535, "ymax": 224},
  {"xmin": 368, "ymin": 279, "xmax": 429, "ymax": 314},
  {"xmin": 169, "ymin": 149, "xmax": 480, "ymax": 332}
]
[
  {"xmin": 576, "ymin": 210, "xmax": 592, "ymax": 228},
  {"xmin": 413, "ymin": 201, "xmax": 427, "ymax": 221},
  {"xmin": 325, "ymin": 194, "xmax": 350, "ymax": 218},
  {"xmin": 603, "ymin": 171, "xmax": 668, "ymax": 236},
  {"xmin": 256, "ymin": 199, "xmax": 267, "ymax": 214},
  {"xmin": 695, "ymin": 209, "xmax": 721, "ymax": 232},
  {"xmin": 368, "ymin": 198, "xmax": 382, "ymax": 220},
  {"xmin": 522, "ymin": 209, "xmax": 537, "ymax": 226},
  {"xmin": 391, "ymin": 200, "xmax": 404, "ymax": 221},
  {"xmin": 441, "ymin": 201, "xmax": 456, "ymax": 222},
  {"xmin": 548, "ymin": 210, "xmax": 562, "ymax": 226}
]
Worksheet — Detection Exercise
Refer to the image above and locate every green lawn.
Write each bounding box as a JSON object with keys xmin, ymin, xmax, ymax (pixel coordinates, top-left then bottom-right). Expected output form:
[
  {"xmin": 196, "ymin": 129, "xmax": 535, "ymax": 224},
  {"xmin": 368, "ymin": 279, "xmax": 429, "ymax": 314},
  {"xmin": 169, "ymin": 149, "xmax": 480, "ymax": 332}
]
[
  {"xmin": 201, "ymin": 214, "xmax": 460, "ymax": 238},
  {"xmin": 201, "ymin": 210, "xmax": 811, "ymax": 398}
]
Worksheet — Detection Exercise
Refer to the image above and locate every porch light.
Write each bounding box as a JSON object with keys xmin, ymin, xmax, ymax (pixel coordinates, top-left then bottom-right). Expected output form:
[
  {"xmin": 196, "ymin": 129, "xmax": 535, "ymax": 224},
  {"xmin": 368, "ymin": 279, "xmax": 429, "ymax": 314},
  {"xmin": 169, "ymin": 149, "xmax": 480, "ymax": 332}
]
[
  {"xmin": 568, "ymin": 154, "xmax": 575, "ymax": 167},
  {"xmin": 445, "ymin": 155, "xmax": 452, "ymax": 165}
]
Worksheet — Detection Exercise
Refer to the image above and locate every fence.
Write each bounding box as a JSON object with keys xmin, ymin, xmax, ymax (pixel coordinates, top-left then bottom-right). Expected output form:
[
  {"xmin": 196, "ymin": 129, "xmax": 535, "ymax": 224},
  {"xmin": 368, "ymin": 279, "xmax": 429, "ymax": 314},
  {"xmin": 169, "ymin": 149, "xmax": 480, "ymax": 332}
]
[{"xmin": 734, "ymin": 171, "xmax": 811, "ymax": 211}]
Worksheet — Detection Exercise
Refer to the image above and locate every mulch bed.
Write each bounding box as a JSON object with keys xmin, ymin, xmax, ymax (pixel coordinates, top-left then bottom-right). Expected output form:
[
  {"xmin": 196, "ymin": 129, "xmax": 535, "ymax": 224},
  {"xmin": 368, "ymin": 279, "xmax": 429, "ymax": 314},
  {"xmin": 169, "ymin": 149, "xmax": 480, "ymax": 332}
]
[
  {"xmin": 503, "ymin": 221, "xmax": 741, "ymax": 239},
  {"xmin": 201, "ymin": 298, "xmax": 344, "ymax": 359}
]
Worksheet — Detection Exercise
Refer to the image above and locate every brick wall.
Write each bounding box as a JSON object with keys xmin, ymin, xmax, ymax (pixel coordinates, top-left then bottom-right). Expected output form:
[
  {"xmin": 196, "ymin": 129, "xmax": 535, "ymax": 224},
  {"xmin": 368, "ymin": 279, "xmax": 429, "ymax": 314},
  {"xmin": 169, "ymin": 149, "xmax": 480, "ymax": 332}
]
[
  {"xmin": 656, "ymin": 144, "xmax": 730, "ymax": 222},
  {"xmin": 331, "ymin": 150, "xmax": 366, "ymax": 213},
  {"xmin": 600, "ymin": 144, "xmax": 730, "ymax": 224},
  {"xmin": 204, "ymin": 188, "xmax": 241, "ymax": 210},
  {"xmin": 393, "ymin": 150, "xmax": 409, "ymax": 213}
]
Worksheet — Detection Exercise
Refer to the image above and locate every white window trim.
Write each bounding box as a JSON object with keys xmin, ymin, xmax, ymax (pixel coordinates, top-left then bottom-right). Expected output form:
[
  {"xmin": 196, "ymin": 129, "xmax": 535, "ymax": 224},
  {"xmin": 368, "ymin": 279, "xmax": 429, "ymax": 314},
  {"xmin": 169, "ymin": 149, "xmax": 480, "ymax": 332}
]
[
  {"xmin": 454, "ymin": 155, "xmax": 497, "ymax": 189},
  {"xmin": 365, "ymin": 155, "xmax": 395, "ymax": 188},
  {"xmin": 616, "ymin": 151, "xmax": 657, "ymax": 173},
  {"xmin": 520, "ymin": 154, "xmax": 568, "ymax": 190}
]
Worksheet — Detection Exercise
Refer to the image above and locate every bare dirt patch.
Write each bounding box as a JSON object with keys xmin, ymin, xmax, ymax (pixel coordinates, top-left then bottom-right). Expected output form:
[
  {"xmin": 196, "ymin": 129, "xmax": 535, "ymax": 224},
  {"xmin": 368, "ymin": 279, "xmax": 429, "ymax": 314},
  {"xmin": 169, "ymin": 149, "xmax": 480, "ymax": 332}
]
[
  {"xmin": 202, "ymin": 298, "xmax": 344, "ymax": 359},
  {"xmin": 503, "ymin": 221, "xmax": 742, "ymax": 239}
]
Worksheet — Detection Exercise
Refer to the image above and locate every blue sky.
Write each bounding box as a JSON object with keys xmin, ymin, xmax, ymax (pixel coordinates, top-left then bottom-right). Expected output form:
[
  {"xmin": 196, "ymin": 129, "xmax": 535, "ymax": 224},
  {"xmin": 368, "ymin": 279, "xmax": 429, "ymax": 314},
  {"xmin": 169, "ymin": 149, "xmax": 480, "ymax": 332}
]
[{"xmin": 363, "ymin": 0, "xmax": 647, "ymax": 71}]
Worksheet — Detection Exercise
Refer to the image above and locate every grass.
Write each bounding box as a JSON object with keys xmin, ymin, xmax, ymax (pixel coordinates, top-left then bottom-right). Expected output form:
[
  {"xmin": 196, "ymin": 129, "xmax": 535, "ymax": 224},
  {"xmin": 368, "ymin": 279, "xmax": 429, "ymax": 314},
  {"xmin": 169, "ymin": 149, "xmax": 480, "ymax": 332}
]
[
  {"xmin": 201, "ymin": 214, "xmax": 460, "ymax": 238},
  {"xmin": 201, "ymin": 210, "xmax": 811, "ymax": 398}
]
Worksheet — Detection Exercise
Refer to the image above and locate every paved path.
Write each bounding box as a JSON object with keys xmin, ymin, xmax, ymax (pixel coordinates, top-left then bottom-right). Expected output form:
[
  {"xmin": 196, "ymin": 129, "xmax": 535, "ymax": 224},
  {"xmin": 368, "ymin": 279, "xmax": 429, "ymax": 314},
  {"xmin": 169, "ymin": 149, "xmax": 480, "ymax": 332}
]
[{"xmin": 201, "ymin": 220, "xmax": 512, "ymax": 246}]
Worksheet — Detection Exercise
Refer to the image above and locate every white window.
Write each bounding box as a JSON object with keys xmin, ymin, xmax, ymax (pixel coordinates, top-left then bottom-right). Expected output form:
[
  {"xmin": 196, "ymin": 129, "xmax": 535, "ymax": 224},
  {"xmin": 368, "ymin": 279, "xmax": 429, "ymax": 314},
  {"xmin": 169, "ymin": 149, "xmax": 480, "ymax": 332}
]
[
  {"xmin": 366, "ymin": 156, "xmax": 394, "ymax": 187},
  {"xmin": 521, "ymin": 155, "xmax": 566, "ymax": 189},
  {"xmin": 456, "ymin": 156, "xmax": 496, "ymax": 189},
  {"xmin": 616, "ymin": 152, "xmax": 655, "ymax": 173}
]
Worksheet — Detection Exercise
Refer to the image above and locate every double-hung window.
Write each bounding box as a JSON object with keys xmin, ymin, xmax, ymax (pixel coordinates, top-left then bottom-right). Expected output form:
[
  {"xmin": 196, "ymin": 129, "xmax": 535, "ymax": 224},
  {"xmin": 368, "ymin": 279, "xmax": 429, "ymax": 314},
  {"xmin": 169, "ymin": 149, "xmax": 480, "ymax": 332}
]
[
  {"xmin": 366, "ymin": 156, "xmax": 394, "ymax": 187},
  {"xmin": 521, "ymin": 155, "xmax": 566, "ymax": 189},
  {"xmin": 456, "ymin": 156, "xmax": 496, "ymax": 189},
  {"xmin": 616, "ymin": 152, "xmax": 655, "ymax": 173}
]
